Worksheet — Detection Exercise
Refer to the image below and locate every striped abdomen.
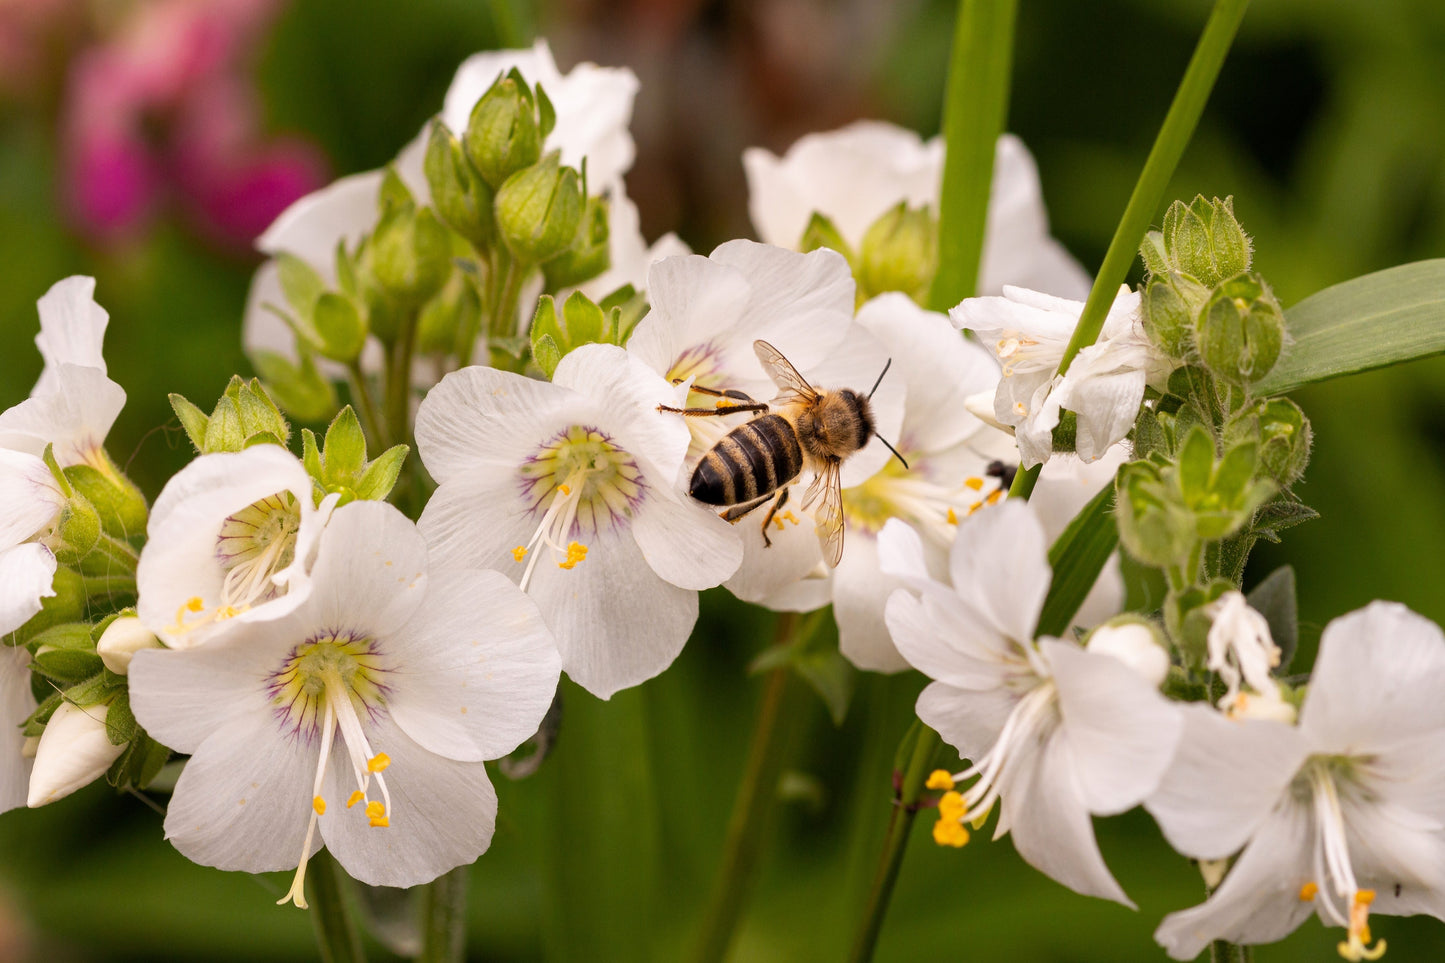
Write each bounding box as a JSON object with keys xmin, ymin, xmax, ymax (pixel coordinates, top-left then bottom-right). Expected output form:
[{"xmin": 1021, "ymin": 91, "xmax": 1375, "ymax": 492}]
[{"xmin": 689, "ymin": 414, "xmax": 803, "ymax": 506}]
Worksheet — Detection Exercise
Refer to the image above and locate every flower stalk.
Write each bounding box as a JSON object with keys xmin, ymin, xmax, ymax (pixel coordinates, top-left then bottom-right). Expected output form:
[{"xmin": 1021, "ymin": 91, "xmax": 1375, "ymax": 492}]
[
  {"xmin": 419, "ymin": 865, "xmax": 469, "ymax": 963},
  {"xmin": 309, "ymin": 850, "xmax": 367, "ymax": 963}
]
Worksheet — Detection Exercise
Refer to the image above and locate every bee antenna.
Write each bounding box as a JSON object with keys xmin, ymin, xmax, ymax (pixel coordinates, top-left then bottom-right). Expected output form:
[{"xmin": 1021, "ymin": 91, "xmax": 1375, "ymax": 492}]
[
  {"xmin": 867, "ymin": 358, "xmax": 893, "ymax": 400},
  {"xmin": 877, "ymin": 433, "xmax": 909, "ymax": 471}
]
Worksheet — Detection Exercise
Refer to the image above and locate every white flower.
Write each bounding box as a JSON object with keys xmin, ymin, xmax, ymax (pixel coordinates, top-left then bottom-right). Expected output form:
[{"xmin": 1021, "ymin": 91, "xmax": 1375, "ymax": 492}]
[
  {"xmin": 1, "ymin": 645, "xmax": 35, "ymax": 814},
  {"xmin": 743, "ymin": 122, "xmax": 1091, "ymax": 298},
  {"xmin": 1086, "ymin": 622, "xmax": 1170, "ymax": 687},
  {"xmin": 245, "ymin": 40, "xmax": 674, "ymax": 368},
  {"xmin": 1205, "ymin": 590, "xmax": 1287, "ymax": 718},
  {"xmin": 96, "ymin": 615, "xmax": 161, "ymax": 675},
  {"xmin": 1149, "ymin": 601, "xmax": 1445, "ymax": 961},
  {"xmin": 129, "ymin": 500, "xmax": 561, "ymax": 902},
  {"xmin": 953, "ymin": 284, "xmax": 1171, "ymax": 467},
  {"xmin": 30, "ymin": 275, "xmax": 110, "ymax": 397},
  {"xmin": 416, "ymin": 344, "xmax": 742, "ymax": 698},
  {"xmin": 881, "ymin": 499, "xmax": 1182, "ymax": 904},
  {"xmin": 136, "ymin": 445, "xmax": 332, "ymax": 650},
  {"xmin": 26, "ymin": 699, "xmax": 125, "ymax": 808}
]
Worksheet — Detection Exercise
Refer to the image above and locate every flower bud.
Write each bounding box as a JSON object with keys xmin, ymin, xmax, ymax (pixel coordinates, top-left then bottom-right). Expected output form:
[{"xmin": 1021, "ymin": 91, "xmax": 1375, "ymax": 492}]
[
  {"xmin": 542, "ymin": 195, "xmax": 612, "ymax": 291},
  {"xmin": 1226, "ymin": 396, "xmax": 1312, "ymax": 488},
  {"xmin": 857, "ymin": 202, "xmax": 937, "ymax": 303},
  {"xmin": 47, "ymin": 495, "xmax": 101, "ymax": 566},
  {"xmin": 1161, "ymin": 195, "xmax": 1252, "ymax": 287},
  {"xmin": 1139, "ymin": 230, "xmax": 1170, "ymax": 277},
  {"xmin": 463, "ymin": 76, "xmax": 542, "ymax": 189},
  {"xmin": 370, "ymin": 205, "xmax": 453, "ymax": 311},
  {"xmin": 799, "ymin": 212, "xmax": 855, "ymax": 264},
  {"xmin": 27, "ymin": 700, "xmax": 125, "ymax": 807},
  {"xmin": 310, "ymin": 292, "xmax": 368, "ymax": 364},
  {"xmin": 417, "ymin": 273, "xmax": 481, "ymax": 356},
  {"xmin": 1196, "ymin": 273, "xmax": 1285, "ymax": 385},
  {"xmin": 1086, "ymin": 620, "xmax": 1170, "ymax": 687},
  {"xmin": 96, "ymin": 616, "xmax": 160, "ymax": 675},
  {"xmin": 175, "ymin": 376, "xmax": 293, "ymax": 453},
  {"xmin": 425, "ymin": 120, "xmax": 494, "ymax": 249},
  {"xmin": 1141, "ymin": 271, "xmax": 1209, "ymax": 360},
  {"xmin": 1115, "ymin": 460, "xmax": 1193, "ymax": 569},
  {"xmin": 62, "ymin": 451, "xmax": 147, "ymax": 541},
  {"xmin": 495, "ymin": 152, "xmax": 583, "ymax": 265},
  {"xmin": 248, "ymin": 349, "xmax": 339, "ymax": 424}
]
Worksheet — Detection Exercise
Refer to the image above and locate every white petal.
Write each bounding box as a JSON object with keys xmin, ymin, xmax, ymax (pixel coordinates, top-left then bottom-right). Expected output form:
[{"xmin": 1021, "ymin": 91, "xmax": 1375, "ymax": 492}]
[
  {"xmin": 303, "ymin": 501, "xmax": 428, "ymax": 640},
  {"xmin": 553, "ymin": 343, "xmax": 691, "ymax": 478},
  {"xmin": 630, "ymin": 254, "xmax": 753, "ymax": 378},
  {"xmin": 1054, "ymin": 360, "xmax": 1146, "ymax": 462},
  {"xmin": 33, "ymin": 276, "xmax": 109, "ymax": 395},
  {"xmin": 1046, "ymin": 639, "xmax": 1183, "ymax": 815},
  {"xmin": 26, "ymin": 700, "xmax": 125, "ymax": 807},
  {"xmin": 321, "ymin": 714, "xmax": 498, "ymax": 889},
  {"xmin": 875, "ymin": 518, "xmax": 931, "ymax": 587},
  {"xmin": 832, "ymin": 531, "xmax": 909, "ymax": 672},
  {"xmin": 0, "ymin": 544, "xmax": 57, "ymax": 637},
  {"xmin": 1343, "ymin": 787, "xmax": 1445, "ymax": 919},
  {"xmin": 257, "ymin": 169, "xmax": 384, "ymax": 267},
  {"xmin": 416, "ymin": 471, "xmax": 531, "ymax": 576},
  {"xmin": 386, "ymin": 569, "xmax": 560, "ymax": 762},
  {"xmin": 161, "ymin": 699, "xmax": 319, "ymax": 874},
  {"xmin": 948, "ymin": 499, "xmax": 1050, "ymax": 645},
  {"xmin": 528, "ymin": 528, "xmax": 698, "ymax": 699},
  {"xmin": 914, "ymin": 680, "xmax": 1017, "ymax": 764},
  {"xmin": 0, "ymin": 364, "xmax": 125, "ymax": 465},
  {"xmin": 0, "ymin": 449, "xmax": 64, "ymax": 548},
  {"xmin": 629, "ymin": 488, "xmax": 742, "ymax": 590},
  {"xmin": 976, "ymin": 135, "xmax": 1091, "ymax": 300},
  {"xmin": 1302, "ymin": 601, "xmax": 1445, "ymax": 755},
  {"xmin": 709, "ymin": 240, "xmax": 855, "ymax": 369},
  {"xmin": 0, "ymin": 646, "xmax": 34, "ymax": 813},
  {"xmin": 721, "ymin": 484, "xmax": 825, "ymax": 603},
  {"xmin": 1154, "ymin": 802, "xmax": 1315, "ymax": 960},
  {"xmin": 1003, "ymin": 722, "xmax": 1133, "ymax": 905}
]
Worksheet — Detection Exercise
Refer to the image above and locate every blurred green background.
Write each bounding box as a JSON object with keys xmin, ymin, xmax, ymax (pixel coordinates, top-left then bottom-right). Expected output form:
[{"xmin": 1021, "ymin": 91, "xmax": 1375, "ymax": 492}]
[{"xmin": 3, "ymin": 0, "xmax": 1445, "ymax": 960}]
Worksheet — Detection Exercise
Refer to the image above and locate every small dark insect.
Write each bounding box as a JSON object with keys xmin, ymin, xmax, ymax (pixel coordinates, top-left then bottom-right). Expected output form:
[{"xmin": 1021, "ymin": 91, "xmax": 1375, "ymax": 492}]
[{"xmin": 658, "ymin": 339, "xmax": 905, "ymax": 566}]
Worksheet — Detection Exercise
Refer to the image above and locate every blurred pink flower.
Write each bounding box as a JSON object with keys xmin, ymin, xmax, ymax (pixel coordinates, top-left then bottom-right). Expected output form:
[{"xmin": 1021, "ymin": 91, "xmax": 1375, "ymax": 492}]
[{"xmin": 61, "ymin": 0, "xmax": 326, "ymax": 248}]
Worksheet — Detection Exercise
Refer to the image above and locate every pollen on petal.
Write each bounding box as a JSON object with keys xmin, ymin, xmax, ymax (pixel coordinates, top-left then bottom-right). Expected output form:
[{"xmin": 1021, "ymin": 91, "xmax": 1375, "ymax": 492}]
[
  {"xmin": 312, "ymin": 796, "xmax": 326, "ymax": 815},
  {"xmin": 932, "ymin": 818, "xmax": 969, "ymax": 848},
  {"xmin": 782, "ymin": 511, "xmax": 800, "ymax": 526},
  {"xmin": 926, "ymin": 770, "xmax": 955, "ymax": 791},
  {"xmin": 367, "ymin": 753, "xmax": 391, "ymax": 773},
  {"xmin": 1299, "ymin": 881, "xmax": 1319, "ymax": 901},
  {"xmin": 346, "ymin": 791, "xmax": 365, "ymax": 809}
]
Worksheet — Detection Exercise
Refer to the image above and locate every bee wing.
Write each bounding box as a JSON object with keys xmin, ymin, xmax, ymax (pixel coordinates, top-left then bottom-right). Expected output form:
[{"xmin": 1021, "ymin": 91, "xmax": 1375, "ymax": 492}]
[
  {"xmin": 801, "ymin": 458, "xmax": 845, "ymax": 567},
  {"xmin": 754, "ymin": 340, "xmax": 818, "ymax": 407}
]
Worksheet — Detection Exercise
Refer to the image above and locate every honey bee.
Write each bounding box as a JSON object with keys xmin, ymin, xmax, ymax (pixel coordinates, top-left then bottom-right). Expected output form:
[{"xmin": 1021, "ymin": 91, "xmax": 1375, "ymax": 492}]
[{"xmin": 658, "ymin": 340, "xmax": 905, "ymax": 566}]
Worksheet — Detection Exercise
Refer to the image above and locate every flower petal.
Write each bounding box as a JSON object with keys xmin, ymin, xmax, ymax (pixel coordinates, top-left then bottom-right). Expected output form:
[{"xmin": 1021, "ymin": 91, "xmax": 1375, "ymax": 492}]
[
  {"xmin": 629, "ymin": 488, "xmax": 743, "ymax": 590},
  {"xmin": 257, "ymin": 169, "xmax": 384, "ymax": 268},
  {"xmin": 948, "ymin": 498, "xmax": 1050, "ymax": 644},
  {"xmin": 303, "ymin": 501, "xmax": 428, "ymax": 640},
  {"xmin": 414, "ymin": 365, "xmax": 577, "ymax": 483},
  {"xmin": 0, "ymin": 364, "xmax": 125, "ymax": 466},
  {"xmin": 831, "ymin": 531, "xmax": 909, "ymax": 672},
  {"xmin": 33, "ymin": 276, "xmax": 109, "ymax": 395},
  {"xmin": 914, "ymin": 680, "xmax": 1017, "ymax": 763},
  {"xmin": 1, "ymin": 646, "xmax": 36, "ymax": 814},
  {"xmin": 386, "ymin": 569, "xmax": 560, "ymax": 762},
  {"xmin": 0, "ymin": 450, "xmax": 64, "ymax": 549}
]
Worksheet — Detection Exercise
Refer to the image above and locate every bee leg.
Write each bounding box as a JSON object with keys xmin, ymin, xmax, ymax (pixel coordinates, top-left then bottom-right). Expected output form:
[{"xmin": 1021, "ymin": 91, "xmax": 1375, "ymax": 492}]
[
  {"xmin": 757, "ymin": 488, "xmax": 790, "ymax": 548},
  {"xmin": 659, "ymin": 383, "xmax": 768, "ymax": 418},
  {"xmin": 718, "ymin": 492, "xmax": 773, "ymax": 524}
]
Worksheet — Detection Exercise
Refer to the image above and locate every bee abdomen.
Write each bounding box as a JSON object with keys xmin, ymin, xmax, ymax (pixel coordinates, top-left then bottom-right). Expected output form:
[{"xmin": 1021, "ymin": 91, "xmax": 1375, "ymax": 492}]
[{"xmin": 690, "ymin": 414, "xmax": 803, "ymax": 506}]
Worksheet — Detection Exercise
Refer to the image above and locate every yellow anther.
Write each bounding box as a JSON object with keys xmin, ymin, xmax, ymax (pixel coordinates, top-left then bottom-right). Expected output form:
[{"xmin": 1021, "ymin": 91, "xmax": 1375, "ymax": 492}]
[
  {"xmin": 946, "ymin": 507, "xmax": 958, "ymax": 525},
  {"xmin": 512, "ymin": 545, "xmax": 527, "ymax": 562},
  {"xmin": 938, "ymin": 790, "xmax": 966, "ymax": 821},
  {"xmin": 932, "ymin": 818, "xmax": 970, "ymax": 848},
  {"xmin": 964, "ymin": 477, "xmax": 984, "ymax": 492},
  {"xmin": 217, "ymin": 605, "xmax": 242, "ymax": 620},
  {"xmin": 558, "ymin": 541, "xmax": 589, "ymax": 570},
  {"xmin": 365, "ymin": 800, "xmax": 385, "ymax": 819},
  {"xmin": 367, "ymin": 753, "xmax": 391, "ymax": 773},
  {"xmin": 1299, "ymin": 881, "xmax": 1319, "ymax": 901},
  {"xmin": 925, "ymin": 770, "xmax": 955, "ymax": 791},
  {"xmin": 1357, "ymin": 890, "xmax": 1377, "ymax": 906},
  {"xmin": 312, "ymin": 796, "xmax": 326, "ymax": 815},
  {"xmin": 559, "ymin": 484, "xmax": 571, "ymax": 495},
  {"xmin": 1338, "ymin": 889, "xmax": 1387, "ymax": 962},
  {"xmin": 986, "ymin": 489, "xmax": 1003, "ymax": 505},
  {"xmin": 346, "ymin": 791, "xmax": 365, "ymax": 809},
  {"xmin": 186, "ymin": 596, "xmax": 204, "ymax": 612},
  {"xmin": 369, "ymin": 815, "xmax": 390, "ymax": 828}
]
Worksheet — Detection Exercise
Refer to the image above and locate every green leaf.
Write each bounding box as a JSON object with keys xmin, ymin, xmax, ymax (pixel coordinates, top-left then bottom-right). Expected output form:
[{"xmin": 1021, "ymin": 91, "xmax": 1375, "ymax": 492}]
[
  {"xmin": 105, "ymin": 691, "xmax": 137, "ymax": 746},
  {"xmin": 1257, "ymin": 259, "xmax": 1445, "ymax": 395},
  {"xmin": 1246, "ymin": 565, "xmax": 1298, "ymax": 671},
  {"xmin": 562, "ymin": 290, "xmax": 604, "ymax": 345},
  {"xmin": 533, "ymin": 334, "xmax": 562, "ymax": 380},
  {"xmin": 1038, "ymin": 484, "xmax": 1118, "ymax": 638}
]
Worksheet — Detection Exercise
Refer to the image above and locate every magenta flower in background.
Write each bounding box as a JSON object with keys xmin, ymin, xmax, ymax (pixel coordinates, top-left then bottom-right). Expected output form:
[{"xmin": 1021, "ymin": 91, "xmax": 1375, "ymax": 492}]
[{"xmin": 60, "ymin": 0, "xmax": 326, "ymax": 248}]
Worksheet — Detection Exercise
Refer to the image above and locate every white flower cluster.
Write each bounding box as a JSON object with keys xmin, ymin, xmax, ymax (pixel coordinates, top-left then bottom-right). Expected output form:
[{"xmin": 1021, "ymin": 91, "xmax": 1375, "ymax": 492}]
[{"xmin": 1, "ymin": 37, "xmax": 1439, "ymax": 963}]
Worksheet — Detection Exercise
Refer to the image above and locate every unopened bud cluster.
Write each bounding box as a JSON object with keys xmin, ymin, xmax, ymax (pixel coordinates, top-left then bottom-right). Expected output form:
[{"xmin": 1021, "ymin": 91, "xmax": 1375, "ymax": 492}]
[{"xmin": 800, "ymin": 203, "xmax": 939, "ymax": 306}]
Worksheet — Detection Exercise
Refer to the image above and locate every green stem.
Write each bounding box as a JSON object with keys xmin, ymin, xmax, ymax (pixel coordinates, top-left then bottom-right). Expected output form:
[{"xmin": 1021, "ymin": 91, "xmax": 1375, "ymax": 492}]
[
  {"xmin": 847, "ymin": 723, "xmax": 943, "ymax": 963},
  {"xmin": 1008, "ymin": 462, "xmax": 1041, "ymax": 500},
  {"xmin": 384, "ymin": 310, "xmax": 420, "ymax": 452},
  {"xmin": 927, "ymin": 0, "xmax": 1020, "ymax": 312},
  {"xmin": 309, "ymin": 851, "xmax": 366, "ymax": 963},
  {"xmin": 80, "ymin": 574, "xmax": 136, "ymax": 599},
  {"xmin": 1056, "ymin": 0, "xmax": 1252, "ymax": 378},
  {"xmin": 492, "ymin": 257, "xmax": 526, "ymax": 343},
  {"xmin": 1211, "ymin": 939, "xmax": 1252, "ymax": 963},
  {"xmin": 347, "ymin": 361, "xmax": 387, "ymax": 450},
  {"xmin": 418, "ymin": 866, "xmax": 469, "ymax": 963},
  {"xmin": 691, "ymin": 612, "xmax": 807, "ymax": 963}
]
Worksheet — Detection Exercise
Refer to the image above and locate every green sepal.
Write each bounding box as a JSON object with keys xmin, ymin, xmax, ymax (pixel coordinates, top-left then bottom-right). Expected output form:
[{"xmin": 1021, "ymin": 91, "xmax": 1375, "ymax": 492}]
[
  {"xmin": 276, "ymin": 252, "xmax": 326, "ymax": 318},
  {"xmin": 533, "ymin": 333, "xmax": 563, "ymax": 380},
  {"xmin": 424, "ymin": 120, "xmax": 495, "ymax": 250},
  {"xmin": 312, "ymin": 292, "xmax": 368, "ymax": 364},
  {"xmin": 377, "ymin": 164, "xmax": 415, "ymax": 215},
  {"xmin": 535, "ymin": 81, "xmax": 556, "ymax": 140},
  {"xmin": 353, "ymin": 445, "xmax": 409, "ymax": 502},
  {"xmin": 323, "ymin": 406, "xmax": 368, "ymax": 481},
  {"xmin": 105, "ymin": 730, "xmax": 171, "ymax": 792},
  {"xmin": 105, "ymin": 689, "xmax": 137, "ymax": 746},
  {"xmin": 63, "ymin": 459, "xmax": 147, "ymax": 541},
  {"xmin": 798, "ymin": 211, "xmax": 854, "ymax": 264},
  {"xmin": 495, "ymin": 152, "xmax": 583, "ymax": 265},
  {"xmin": 169, "ymin": 393, "xmax": 210, "ymax": 453}
]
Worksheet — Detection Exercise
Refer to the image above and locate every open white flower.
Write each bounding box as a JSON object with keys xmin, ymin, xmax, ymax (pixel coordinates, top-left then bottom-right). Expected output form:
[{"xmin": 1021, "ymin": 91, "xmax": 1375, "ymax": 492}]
[
  {"xmin": 129, "ymin": 500, "xmax": 560, "ymax": 901},
  {"xmin": 416, "ymin": 344, "xmax": 742, "ymax": 698},
  {"xmin": 1, "ymin": 645, "xmax": 35, "ymax": 814},
  {"xmin": 136, "ymin": 445, "xmax": 332, "ymax": 650},
  {"xmin": 743, "ymin": 122, "xmax": 1090, "ymax": 299},
  {"xmin": 1149, "ymin": 601, "xmax": 1445, "ymax": 961},
  {"xmin": 882, "ymin": 499, "xmax": 1182, "ymax": 904},
  {"xmin": 953, "ymin": 284, "xmax": 1171, "ymax": 467}
]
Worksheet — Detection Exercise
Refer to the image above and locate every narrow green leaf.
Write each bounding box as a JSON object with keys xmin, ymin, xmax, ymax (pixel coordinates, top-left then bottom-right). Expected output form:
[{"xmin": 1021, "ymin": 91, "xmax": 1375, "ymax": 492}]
[
  {"xmin": 1257, "ymin": 259, "xmax": 1445, "ymax": 394},
  {"xmin": 1038, "ymin": 484, "xmax": 1118, "ymax": 638}
]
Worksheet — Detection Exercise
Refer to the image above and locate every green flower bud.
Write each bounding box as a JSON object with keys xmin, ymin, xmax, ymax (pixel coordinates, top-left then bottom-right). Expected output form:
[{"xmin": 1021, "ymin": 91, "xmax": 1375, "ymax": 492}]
[
  {"xmin": 857, "ymin": 202, "xmax": 937, "ymax": 303},
  {"xmin": 425, "ymin": 120, "xmax": 495, "ymax": 249},
  {"xmin": 249, "ymin": 350, "xmax": 338, "ymax": 424},
  {"xmin": 463, "ymin": 76, "xmax": 542, "ymax": 189},
  {"xmin": 174, "ymin": 377, "xmax": 292, "ymax": 454},
  {"xmin": 1196, "ymin": 273, "xmax": 1285, "ymax": 386},
  {"xmin": 1139, "ymin": 230, "xmax": 1170, "ymax": 277},
  {"xmin": 1226, "ymin": 397, "xmax": 1313, "ymax": 489},
  {"xmin": 300, "ymin": 407, "xmax": 409, "ymax": 504},
  {"xmin": 495, "ymin": 152, "xmax": 583, "ymax": 265},
  {"xmin": 528, "ymin": 290, "xmax": 624, "ymax": 380},
  {"xmin": 371, "ymin": 206, "xmax": 453, "ymax": 311},
  {"xmin": 1141, "ymin": 271, "xmax": 1209, "ymax": 360},
  {"xmin": 1160, "ymin": 195, "xmax": 1253, "ymax": 287},
  {"xmin": 48, "ymin": 495, "xmax": 101, "ymax": 566},
  {"xmin": 62, "ymin": 454, "xmax": 147, "ymax": 541},
  {"xmin": 417, "ymin": 273, "xmax": 482, "ymax": 356},
  {"xmin": 798, "ymin": 212, "xmax": 855, "ymax": 264},
  {"xmin": 1115, "ymin": 460, "xmax": 1193, "ymax": 569},
  {"xmin": 542, "ymin": 195, "xmax": 612, "ymax": 291},
  {"xmin": 309, "ymin": 292, "xmax": 367, "ymax": 364}
]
